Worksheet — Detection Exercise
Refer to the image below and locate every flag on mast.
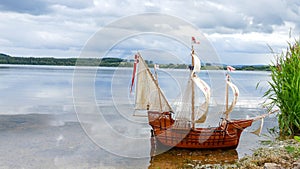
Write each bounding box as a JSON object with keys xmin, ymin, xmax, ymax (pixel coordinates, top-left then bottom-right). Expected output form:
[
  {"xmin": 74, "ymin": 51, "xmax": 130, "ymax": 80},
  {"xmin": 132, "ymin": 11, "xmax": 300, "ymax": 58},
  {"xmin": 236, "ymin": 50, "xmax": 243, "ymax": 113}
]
[
  {"xmin": 192, "ymin": 36, "xmax": 200, "ymax": 44},
  {"xmin": 130, "ymin": 54, "xmax": 139, "ymax": 93}
]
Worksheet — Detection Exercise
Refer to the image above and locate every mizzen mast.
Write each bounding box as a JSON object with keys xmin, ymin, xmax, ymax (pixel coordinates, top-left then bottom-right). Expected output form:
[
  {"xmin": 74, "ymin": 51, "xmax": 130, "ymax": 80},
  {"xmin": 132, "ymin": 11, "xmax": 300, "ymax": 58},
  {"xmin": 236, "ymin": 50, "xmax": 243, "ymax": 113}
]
[{"xmin": 154, "ymin": 64, "xmax": 163, "ymax": 112}]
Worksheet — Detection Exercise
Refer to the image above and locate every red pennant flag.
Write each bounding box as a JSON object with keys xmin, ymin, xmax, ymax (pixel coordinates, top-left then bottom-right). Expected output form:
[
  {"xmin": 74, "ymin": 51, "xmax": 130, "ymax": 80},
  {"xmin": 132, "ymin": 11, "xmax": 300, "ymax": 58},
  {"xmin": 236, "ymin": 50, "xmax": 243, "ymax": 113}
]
[
  {"xmin": 130, "ymin": 54, "xmax": 139, "ymax": 93},
  {"xmin": 192, "ymin": 36, "xmax": 200, "ymax": 44}
]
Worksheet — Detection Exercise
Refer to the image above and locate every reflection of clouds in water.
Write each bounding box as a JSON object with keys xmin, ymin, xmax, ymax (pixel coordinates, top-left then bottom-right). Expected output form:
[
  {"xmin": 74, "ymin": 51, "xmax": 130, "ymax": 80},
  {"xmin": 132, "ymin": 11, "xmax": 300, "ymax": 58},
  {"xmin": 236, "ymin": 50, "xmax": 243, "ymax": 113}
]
[
  {"xmin": 0, "ymin": 113, "xmax": 149, "ymax": 168},
  {"xmin": 34, "ymin": 88, "xmax": 71, "ymax": 99},
  {"xmin": 0, "ymin": 66, "xmax": 74, "ymax": 115},
  {"xmin": 76, "ymin": 103, "xmax": 152, "ymax": 158},
  {"xmin": 0, "ymin": 104, "xmax": 75, "ymax": 115},
  {"xmin": 50, "ymin": 120, "xmax": 65, "ymax": 127},
  {"xmin": 56, "ymin": 134, "xmax": 64, "ymax": 146},
  {"xmin": 236, "ymin": 98, "xmax": 264, "ymax": 108}
]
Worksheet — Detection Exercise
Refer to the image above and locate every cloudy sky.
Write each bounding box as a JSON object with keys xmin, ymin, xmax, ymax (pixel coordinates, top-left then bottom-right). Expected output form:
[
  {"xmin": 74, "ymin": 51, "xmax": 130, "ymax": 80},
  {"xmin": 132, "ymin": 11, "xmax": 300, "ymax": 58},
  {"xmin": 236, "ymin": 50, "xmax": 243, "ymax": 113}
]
[{"xmin": 0, "ymin": 0, "xmax": 299, "ymax": 65}]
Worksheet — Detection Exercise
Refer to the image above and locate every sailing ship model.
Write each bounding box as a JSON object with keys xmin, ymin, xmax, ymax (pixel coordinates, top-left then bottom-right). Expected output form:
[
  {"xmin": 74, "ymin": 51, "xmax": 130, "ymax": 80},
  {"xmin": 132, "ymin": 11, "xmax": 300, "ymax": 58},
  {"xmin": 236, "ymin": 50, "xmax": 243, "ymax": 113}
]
[{"xmin": 130, "ymin": 38, "xmax": 267, "ymax": 149}]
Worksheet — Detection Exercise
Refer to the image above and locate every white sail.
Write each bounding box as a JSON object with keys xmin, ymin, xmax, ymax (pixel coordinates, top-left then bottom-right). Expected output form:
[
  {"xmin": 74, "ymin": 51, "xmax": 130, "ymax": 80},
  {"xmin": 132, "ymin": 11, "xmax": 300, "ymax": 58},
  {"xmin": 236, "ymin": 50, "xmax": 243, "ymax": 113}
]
[
  {"xmin": 251, "ymin": 118, "xmax": 264, "ymax": 136},
  {"xmin": 174, "ymin": 75, "xmax": 211, "ymax": 124},
  {"xmin": 224, "ymin": 81, "xmax": 239, "ymax": 116},
  {"xmin": 192, "ymin": 54, "xmax": 201, "ymax": 73},
  {"xmin": 173, "ymin": 78, "xmax": 193, "ymax": 122},
  {"xmin": 134, "ymin": 53, "xmax": 173, "ymax": 112},
  {"xmin": 192, "ymin": 75, "xmax": 211, "ymax": 123}
]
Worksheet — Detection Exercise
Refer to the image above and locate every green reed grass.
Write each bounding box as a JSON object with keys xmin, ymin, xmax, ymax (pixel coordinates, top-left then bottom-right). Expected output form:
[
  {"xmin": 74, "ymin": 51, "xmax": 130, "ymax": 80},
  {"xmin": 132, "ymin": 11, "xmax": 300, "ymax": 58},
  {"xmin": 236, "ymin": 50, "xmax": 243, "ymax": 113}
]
[{"xmin": 264, "ymin": 39, "xmax": 300, "ymax": 137}]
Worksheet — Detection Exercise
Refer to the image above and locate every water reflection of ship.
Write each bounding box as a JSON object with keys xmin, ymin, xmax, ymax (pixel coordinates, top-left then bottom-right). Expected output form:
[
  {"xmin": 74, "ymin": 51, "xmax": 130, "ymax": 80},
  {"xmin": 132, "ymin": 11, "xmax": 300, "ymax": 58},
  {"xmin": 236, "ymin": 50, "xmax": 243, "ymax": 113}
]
[{"xmin": 148, "ymin": 137, "xmax": 238, "ymax": 169}]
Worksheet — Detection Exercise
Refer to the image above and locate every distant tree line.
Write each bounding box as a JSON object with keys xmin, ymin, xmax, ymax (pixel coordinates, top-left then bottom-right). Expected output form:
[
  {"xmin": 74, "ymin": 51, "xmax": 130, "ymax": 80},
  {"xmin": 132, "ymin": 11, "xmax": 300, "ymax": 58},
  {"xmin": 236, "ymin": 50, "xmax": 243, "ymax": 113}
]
[
  {"xmin": 234, "ymin": 65, "xmax": 271, "ymax": 71},
  {"xmin": 0, "ymin": 53, "xmax": 270, "ymax": 70},
  {"xmin": 0, "ymin": 53, "xmax": 125, "ymax": 67}
]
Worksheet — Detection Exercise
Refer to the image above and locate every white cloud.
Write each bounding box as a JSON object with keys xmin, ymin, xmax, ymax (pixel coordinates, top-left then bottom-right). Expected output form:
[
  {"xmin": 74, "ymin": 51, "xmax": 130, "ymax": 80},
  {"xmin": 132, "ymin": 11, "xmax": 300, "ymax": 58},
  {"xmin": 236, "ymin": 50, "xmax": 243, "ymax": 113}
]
[{"xmin": 0, "ymin": 0, "xmax": 299, "ymax": 64}]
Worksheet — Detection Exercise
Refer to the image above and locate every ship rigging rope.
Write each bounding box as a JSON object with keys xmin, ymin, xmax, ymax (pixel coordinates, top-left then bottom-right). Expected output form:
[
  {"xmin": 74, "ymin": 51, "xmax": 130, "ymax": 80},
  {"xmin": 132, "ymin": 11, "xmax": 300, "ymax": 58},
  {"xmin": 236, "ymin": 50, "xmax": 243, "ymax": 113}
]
[{"xmin": 222, "ymin": 118, "xmax": 248, "ymax": 138}]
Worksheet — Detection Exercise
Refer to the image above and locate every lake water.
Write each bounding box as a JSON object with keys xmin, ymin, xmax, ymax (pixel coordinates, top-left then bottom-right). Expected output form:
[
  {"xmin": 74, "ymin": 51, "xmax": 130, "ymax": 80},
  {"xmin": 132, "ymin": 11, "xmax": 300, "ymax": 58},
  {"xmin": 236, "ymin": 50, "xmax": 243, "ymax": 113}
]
[{"xmin": 0, "ymin": 65, "xmax": 278, "ymax": 168}]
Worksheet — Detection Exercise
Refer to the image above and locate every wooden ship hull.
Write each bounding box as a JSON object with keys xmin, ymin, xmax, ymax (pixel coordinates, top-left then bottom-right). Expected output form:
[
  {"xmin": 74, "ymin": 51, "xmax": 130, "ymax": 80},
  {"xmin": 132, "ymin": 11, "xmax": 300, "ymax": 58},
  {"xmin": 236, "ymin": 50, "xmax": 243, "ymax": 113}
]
[{"xmin": 148, "ymin": 111, "xmax": 253, "ymax": 149}]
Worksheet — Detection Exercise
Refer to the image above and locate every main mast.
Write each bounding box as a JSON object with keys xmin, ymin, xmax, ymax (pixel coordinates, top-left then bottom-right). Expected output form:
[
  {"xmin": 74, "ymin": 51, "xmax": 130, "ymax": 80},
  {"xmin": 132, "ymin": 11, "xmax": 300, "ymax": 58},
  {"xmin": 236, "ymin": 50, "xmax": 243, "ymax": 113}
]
[
  {"xmin": 225, "ymin": 74, "xmax": 229, "ymax": 119},
  {"xmin": 191, "ymin": 45, "xmax": 195, "ymax": 129}
]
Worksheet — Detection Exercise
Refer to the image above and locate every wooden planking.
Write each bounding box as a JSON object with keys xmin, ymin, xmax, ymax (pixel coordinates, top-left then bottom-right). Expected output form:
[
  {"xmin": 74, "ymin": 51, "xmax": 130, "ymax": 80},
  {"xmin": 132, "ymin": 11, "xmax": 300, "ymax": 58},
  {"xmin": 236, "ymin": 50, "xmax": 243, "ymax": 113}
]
[{"xmin": 148, "ymin": 111, "xmax": 253, "ymax": 149}]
